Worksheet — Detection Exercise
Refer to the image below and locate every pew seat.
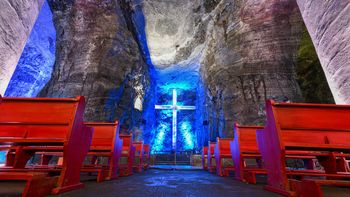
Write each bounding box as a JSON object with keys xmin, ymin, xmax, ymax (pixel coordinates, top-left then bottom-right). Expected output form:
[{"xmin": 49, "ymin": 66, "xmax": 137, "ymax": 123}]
[
  {"xmin": 0, "ymin": 96, "xmax": 92, "ymax": 194},
  {"xmin": 0, "ymin": 172, "xmax": 57, "ymax": 197},
  {"xmin": 133, "ymin": 141, "xmax": 144, "ymax": 172},
  {"xmin": 215, "ymin": 137, "xmax": 234, "ymax": 176},
  {"xmin": 258, "ymin": 100, "xmax": 350, "ymax": 196},
  {"xmin": 207, "ymin": 142, "xmax": 216, "ymax": 173},
  {"xmin": 119, "ymin": 134, "xmax": 135, "ymax": 176}
]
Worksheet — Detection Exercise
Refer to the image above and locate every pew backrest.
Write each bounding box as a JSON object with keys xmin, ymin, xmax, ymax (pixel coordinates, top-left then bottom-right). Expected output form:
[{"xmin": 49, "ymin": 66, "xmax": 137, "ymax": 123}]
[
  {"xmin": 202, "ymin": 146, "xmax": 208, "ymax": 156},
  {"xmin": 120, "ymin": 134, "xmax": 133, "ymax": 150},
  {"xmin": 234, "ymin": 123, "xmax": 264, "ymax": 153},
  {"xmin": 84, "ymin": 121, "xmax": 120, "ymax": 151},
  {"xmin": 208, "ymin": 142, "xmax": 215, "ymax": 156},
  {"xmin": 216, "ymin": 137, "xmax": 233, "ymax": 155},
  {"xmin": 0, "ymin": 96, "xmax": 85, "ymax": 144},
  {"xmin": 133, "ymin": 141, "xmax": 144, "ymax": 156},
  {"xmin": 266, "ymin": 99, "xmax": 350, "ymax": 151},
  {"xmin": 143, "ymin": 144, "xmax": 150, "ymax": 155}
]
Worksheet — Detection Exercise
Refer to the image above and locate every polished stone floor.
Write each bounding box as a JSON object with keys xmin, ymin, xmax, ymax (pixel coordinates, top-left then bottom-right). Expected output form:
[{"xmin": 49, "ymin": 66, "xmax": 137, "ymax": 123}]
[
  {"xmin": 1, "ymin": 169, "xmax": 350, "ymax": 197},
  {"xmin": 57, "ymin": 170, "xmax": 281, "ymax": 197}
]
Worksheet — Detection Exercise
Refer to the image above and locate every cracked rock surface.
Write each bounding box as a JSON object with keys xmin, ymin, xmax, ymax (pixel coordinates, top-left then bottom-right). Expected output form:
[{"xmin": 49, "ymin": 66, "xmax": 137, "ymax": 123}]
[
  {"xmin": 0, "ymin": 0, "xmax": 44, "ymax": 95},
  {"xmin": 297, "ymin": 0, "xmax": 350, "ymax": 104},
  {"xmin": 133, "ymin": 0, "xmax": 304, "ymax": 137},
  {"xmin": 40, "ymin": 0, "xmax": 151, "ymax": 135}
]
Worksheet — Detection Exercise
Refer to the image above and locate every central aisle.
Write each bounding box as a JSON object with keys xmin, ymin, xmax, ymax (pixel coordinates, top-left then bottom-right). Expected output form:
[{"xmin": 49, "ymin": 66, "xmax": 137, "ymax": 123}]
[{"xmin": 59, "ymin": 170, "xmax": 281, "ymax": 197}]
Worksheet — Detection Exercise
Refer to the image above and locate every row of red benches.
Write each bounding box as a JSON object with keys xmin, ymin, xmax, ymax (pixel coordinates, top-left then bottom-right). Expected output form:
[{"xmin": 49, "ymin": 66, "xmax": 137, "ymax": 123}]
[
  {"xmin": 202, "ymin": 99, "xmax": 350, "ymax": 197},
  {"xmin": 0, "ymin": 95, "xmax": 150, "ymax": 197}
]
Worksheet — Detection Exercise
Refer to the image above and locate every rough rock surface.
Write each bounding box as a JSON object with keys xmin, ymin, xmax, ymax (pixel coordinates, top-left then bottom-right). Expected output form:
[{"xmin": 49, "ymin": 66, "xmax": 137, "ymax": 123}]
[
  {"xmin": 0, "ymin": 0, "xmax": 44, "ymax": 95},
  {"xmin": 133, "ymin": 0, "xmax": 304, "ymax": 138},
  {"xmin": 296, "ymin": 1, "xmax": 350, "ymax": 104},
  {"xmin": 201, "ymin": 0, "xmax": 304, "ymax": 137},
  {"xmin": 5, "ymin": 1, "xmax": 56, "ymax": 97},
  {"xmin": 40, "ymin": 0, "xmax": 151, "ymax": 136},
  {"xmin": 296, "ymin": 26, "xmax": 334, "ymax": 104}
]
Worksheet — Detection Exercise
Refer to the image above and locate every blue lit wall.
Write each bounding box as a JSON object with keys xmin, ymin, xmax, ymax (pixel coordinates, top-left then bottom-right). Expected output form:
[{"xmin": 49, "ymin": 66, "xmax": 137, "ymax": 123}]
[
  {"xmin": 5, "ymin": 1, "xmax": 55, "ymax": 97},
  {"xmin": 150, "ymin": 69, "xmax": 199, "ymax": 153},
  {"xmin": 1, "ymin": 1, "xmax": 55, "ymax": 163},
  {"xmin": 0, "ymin": 152, "xmax": 5, "ymax": 164}
]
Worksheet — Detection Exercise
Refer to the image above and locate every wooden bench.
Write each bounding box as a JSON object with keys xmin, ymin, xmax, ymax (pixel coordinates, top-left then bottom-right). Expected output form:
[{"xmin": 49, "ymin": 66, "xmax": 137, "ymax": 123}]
[
  {"xmin": 202, "ymin": 146, "xmax": 208, "ymax": 170},
  {"xmin": 31, "ymin": 121, "xmax": 123, "ymax": 182},
  {"xmin": 83, "ymin": 121, "xmax": 123, "ymax": 181},
  {"xmin": 230, "ymin": 123, "xmax": 264, "ymax": 183},
  {"xmin": 214, "ymin": 137, "xmax": 234, "ymax": 176},
  {"xmin": 143, "ymin": 144, "xmax": 150, "ymax": 169},
  {"xmin": 207, "ymin": 142, "xmax": 216, "ymax": 173},
  {"xmin": 0, "ymin": 172, "xmax": 58, "ymax": 197},
  {"xmin": 133, "ymin": 141, "xmax": 144, "ymax": 172},
  {"xmin": 119, "ymin": 134, "xmax": 135, "ymax": 176},
  {"xmin": 0, "ymin": 96, "xmax": 93, "ymax": 194},
  {"xmin": 257, "ymin": 99, "xmax": 350, "ymax": 196},
  {"xmin": 290, "ymin": 179, "xmax": 350, "ymax": 197}
]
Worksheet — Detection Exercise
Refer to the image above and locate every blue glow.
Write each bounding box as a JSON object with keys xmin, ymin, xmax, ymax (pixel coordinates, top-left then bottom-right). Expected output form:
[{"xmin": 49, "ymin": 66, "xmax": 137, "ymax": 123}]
[
  {"xmin": 151, "ymin": 121, "xmax": 170, "ymax": 153},
  {"xmin": 159, "ymin": 82, "xmax": 193, "ymax": 93},
  {"xmin": 5, "ymin": 1, "xmax": 56, "ymax": 97},
  {"xmin": 180, "ymin": 121, "xmax": 194, "ymax": 149},
  {"xmin": 0, "ymin": 152, "xmax": 5, "ymax": 164}
]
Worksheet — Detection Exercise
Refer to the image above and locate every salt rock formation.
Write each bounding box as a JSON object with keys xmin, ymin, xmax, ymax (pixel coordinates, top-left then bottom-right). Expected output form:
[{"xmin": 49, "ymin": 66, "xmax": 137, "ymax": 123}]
[
  {"xmin": 0, "ymin": 0, "xmax": 44, "ymax": 95},
  {"xmin": 201, "ymin": 0, "xmax": 304, "ymax": 137},
  {"xmin": 296, "ymin": 1, "xmax": 350, "ymax": 104},
  {"xmin": 131, "ymin": 0, "xmax": 304, "ymax": 137},
  {"xmin": 5, "ymin": 1, "xmax": 56, "ymax": 97},
  {"xmin": 40, "ymin": 0, "xmax": 151, "ymax": 133}
]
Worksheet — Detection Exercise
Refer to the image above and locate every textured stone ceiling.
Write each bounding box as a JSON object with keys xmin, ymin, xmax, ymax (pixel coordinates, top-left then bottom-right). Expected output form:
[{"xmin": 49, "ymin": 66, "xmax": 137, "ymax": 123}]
[{"xmin": 142, "ymin": 0, "xmax": 203, "ymax": 68}]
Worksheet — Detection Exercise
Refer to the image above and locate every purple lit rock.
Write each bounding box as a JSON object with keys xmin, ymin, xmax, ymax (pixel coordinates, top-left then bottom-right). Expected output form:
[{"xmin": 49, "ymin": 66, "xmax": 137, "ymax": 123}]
[{"xmin": 0, "ymin": 0, "xmax": 44, "ymax": 95}]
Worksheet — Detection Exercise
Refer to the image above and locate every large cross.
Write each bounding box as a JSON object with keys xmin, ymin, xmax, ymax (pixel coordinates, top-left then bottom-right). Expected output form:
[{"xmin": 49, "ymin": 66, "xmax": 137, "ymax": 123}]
[{"xmin": 155, "ymin": 89, "xmax": 196, "ymax": 151}]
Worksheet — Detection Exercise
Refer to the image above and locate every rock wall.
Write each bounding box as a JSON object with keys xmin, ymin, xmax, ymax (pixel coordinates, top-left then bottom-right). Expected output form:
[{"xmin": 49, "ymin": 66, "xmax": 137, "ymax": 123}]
[
  {"xmin": 5, "ymin": 1, "xmax": 56, "ymax": 97},
  {"xmin": 129, "ymin": 0, "xmax": 305, "ymax": 140},
  {"xmin": 296, "ymin": 26, "xmax": 334, "ymax": 104},
  {"xmin": 40, "ymin": 0, "xmax": 151, "ymax": 136},
  {"xmin": 200, "ymin": 0, "xmax": 304, "ymax": 137},
  {"xmin": 0, "ymin": 0, "xmax": 44, "ymax": 95},
  {"xmin": 296, "ymin": 1, "xmax": 350, "ymax": 104}
]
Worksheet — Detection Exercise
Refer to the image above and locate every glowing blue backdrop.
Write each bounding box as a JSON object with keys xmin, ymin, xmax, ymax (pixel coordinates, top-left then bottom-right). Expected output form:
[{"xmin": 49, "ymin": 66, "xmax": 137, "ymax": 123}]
[
  {"xmin": 150, "ymin": 69, "xmax": 198, "ymax": 153},
  {"xmin": 0, "ymin": 152, "xmax": 5, "ymax": 164},
  {"xmin": 5, "ymin": 1, "xmax": 56, "ymax": 97}
]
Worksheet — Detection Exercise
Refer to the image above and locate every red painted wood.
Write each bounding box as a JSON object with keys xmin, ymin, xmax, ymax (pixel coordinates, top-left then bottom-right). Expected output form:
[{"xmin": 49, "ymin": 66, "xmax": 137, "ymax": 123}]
[
  {"xmin": 290, "ymin": 179, "xmax": 350, "ymax": 197},
  {"xmin": 35, "ymin": 121, "xmax": 123, "ymax": 182},
  {"xmin": 202, "ymin": 146, "xmax": 208, "ymax": 170},
  {"xmin": 133, "ymin": 141, "xmax": 144, "ymax": 172},
  {"xmin": 0, "ymin": 172, "xmax": 57, "ymax": 197},
  {"xmin": 257, "ymin": 99, "xmax": 350, "ymax": 196},
  {"xmin": 84, "ymin": 121, "xmax": 122, "ymax": 181},
  {"xmin": 231, "ymin": 123, "xmax": 264, "ymax": 182},
  {"xmin": 214, "ymin": 137, "xmax": 234, "ymax": 176},
  {"xmin": 119, "ymin": 134, "xmax": 135, "ymax": 176},
  {"xmin": 207, "ymin": 142, "xmax": 216, "ymax": 173},
  {"xmin": 0, "ymin": 96, "xmax": 93, "ymax": 194},
  {"xmin": 143, "ymin": 144, "xmax": 150, "ymax": 169}
]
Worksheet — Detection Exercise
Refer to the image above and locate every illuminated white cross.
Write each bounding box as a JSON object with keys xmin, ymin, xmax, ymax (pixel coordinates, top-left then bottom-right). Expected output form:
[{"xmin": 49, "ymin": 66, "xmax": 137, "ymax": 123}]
[{"xmin": 155, "ymin": 89, "xmax": 196, "ymax": 151}]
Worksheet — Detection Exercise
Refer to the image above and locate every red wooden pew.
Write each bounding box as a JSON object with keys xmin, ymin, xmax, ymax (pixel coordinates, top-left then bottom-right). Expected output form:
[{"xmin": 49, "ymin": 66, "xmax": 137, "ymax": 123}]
[
  {"xmin": 119, "ymin": 134, "xmax": 135, "ymax": 176},
  {"xmin": 207, "ymin": 142, "xmax": 216, "ymax": 173},
  {"xmin": 0, "ymin": 96, "xmax": 93, "ymax": 195},
  {"xmin": 214, "ymin": 137, "xmax": 234, "ymax": 176},
  {"xmin": 230, "ymin": 124, "xmax": 264, "ymax": 183},
  {"xmin": 143, "ymin": 144, "xmax": 150, "ymax": 169},
  {"xmin": 257, "ymin": 100, "xmax": 350, "ymax": 196},
  {"xmin": 202, "ymin": 146, "xmax": 208, "ymax": 170},
  {"xmin": 0, "ymin": 172, "xmax": 57, "ymax": 197},
  {"xmin": 83, "ymin": 121, "xmax": 123, "ymax": 181},
  {"xmin": 30, "ymin": 121, "xmax": 123, "ymax": 182},
  {"xmin": 133, "ymin": 141, "xmax": 144, "ymax": 172}
]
